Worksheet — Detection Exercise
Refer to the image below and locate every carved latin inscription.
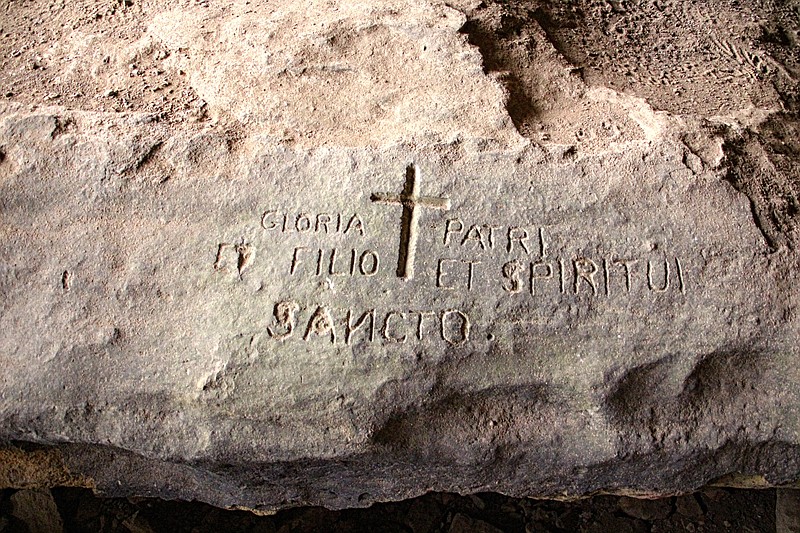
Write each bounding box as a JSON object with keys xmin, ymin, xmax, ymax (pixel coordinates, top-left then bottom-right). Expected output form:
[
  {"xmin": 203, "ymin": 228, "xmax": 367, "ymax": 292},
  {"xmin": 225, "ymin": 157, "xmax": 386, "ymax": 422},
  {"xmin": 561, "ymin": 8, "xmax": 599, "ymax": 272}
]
[
  {"xmin": 497, "ymin": 256, "xmax": 686, "ymax": 296},
  {"xmin": 290, "ymin": 247, "xmax": 380, "ymax": 277},
  {"xmin": 266, "ymin": 302, "xmax": 471, "ymax": 346},
  {"xmin": 262, "ymin": 211, "xmax": 366, "ymax": 236},
  {"xmin": 212, "ymin": 165, "xmax": 694, "ymax": 350}
]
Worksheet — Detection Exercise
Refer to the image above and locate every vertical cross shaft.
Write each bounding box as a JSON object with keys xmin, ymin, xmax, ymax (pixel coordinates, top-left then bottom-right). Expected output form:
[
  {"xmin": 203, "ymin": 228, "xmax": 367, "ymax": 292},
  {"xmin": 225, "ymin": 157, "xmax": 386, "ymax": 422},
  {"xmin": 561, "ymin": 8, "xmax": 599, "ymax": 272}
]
[{"xmin": 371, "ymin": 164, "xmax": 450, "ymax": 280}]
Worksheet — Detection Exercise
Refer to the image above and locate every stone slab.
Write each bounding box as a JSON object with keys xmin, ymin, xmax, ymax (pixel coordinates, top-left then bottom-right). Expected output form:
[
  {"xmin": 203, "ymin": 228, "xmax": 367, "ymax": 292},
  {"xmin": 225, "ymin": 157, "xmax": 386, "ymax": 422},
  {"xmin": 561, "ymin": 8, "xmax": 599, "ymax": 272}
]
[{"xmin": 1, "ymin": 106, "xmax": 799, "ymax": 509}]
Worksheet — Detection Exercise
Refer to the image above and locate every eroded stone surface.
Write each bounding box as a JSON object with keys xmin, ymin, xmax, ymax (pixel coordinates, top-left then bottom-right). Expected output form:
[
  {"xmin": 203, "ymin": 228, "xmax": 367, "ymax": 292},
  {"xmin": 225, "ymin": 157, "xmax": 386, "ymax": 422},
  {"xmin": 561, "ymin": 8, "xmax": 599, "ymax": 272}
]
[{"xmin": 0, "ymin": 0, "xmax": 799, "ymax": 513}]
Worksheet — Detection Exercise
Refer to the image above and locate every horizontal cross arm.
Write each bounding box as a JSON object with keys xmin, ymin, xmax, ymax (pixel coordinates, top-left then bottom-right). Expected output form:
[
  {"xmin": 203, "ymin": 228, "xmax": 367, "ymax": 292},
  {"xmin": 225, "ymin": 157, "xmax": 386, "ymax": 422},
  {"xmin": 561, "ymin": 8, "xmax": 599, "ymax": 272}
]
[
  {"xmin": 417, "ymin": 196, "xmax": 451, "ymax": 209},
  {"xmin": 371, "ymin": 193, "xmax": 403, "ymax": 204}
]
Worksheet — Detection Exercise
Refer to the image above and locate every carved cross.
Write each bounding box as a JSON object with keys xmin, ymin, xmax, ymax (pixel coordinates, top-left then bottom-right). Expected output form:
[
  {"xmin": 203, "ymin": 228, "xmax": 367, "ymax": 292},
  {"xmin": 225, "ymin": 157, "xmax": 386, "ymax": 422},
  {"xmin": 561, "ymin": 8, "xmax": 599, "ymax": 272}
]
[{"xmin": 372, "ymin": 164, "xmax": 451, "ymax": 280}]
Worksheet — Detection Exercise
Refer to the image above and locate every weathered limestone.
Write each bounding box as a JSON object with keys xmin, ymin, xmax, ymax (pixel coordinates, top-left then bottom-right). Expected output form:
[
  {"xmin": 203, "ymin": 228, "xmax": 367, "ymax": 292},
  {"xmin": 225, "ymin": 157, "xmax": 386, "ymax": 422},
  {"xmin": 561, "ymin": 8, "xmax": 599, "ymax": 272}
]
[{"xmin": 0, "ymin": 0, "xmax": 799, "ymax": 512}]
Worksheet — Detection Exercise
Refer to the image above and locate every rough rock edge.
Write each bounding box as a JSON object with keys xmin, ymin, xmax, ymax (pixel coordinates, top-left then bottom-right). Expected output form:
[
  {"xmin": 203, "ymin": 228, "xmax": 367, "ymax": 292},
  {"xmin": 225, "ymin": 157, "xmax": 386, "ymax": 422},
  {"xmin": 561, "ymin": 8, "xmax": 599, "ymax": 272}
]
[
  {"xmin": 1, "ymin": 101, "xmax": 799, "ymax": 512},
  {"xmin": 0, "ymin": 440, "xmax": 798, "ymax": 513}
]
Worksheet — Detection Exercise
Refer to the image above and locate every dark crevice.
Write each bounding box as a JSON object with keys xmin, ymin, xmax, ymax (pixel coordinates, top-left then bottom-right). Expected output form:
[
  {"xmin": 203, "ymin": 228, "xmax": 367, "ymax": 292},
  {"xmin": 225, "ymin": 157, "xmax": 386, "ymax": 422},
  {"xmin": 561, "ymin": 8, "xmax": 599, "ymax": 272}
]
[
  {"xmin": 722, "ymin": 115, "xmax": 800, "ymax": 252},
  {"xmin": 132, "ymin": 139, "xmax": 165, "ymax": 172},
  {"xmin": 455, "ymin": 0, "xmax": 589, "ymax": 129},
  {"xmin": 459, "ymin": 18, "xmax": 525, "ymax": 131},
  {"xmin": 0, "ymin": 486, "xmax": 780, "ymax": 533}
]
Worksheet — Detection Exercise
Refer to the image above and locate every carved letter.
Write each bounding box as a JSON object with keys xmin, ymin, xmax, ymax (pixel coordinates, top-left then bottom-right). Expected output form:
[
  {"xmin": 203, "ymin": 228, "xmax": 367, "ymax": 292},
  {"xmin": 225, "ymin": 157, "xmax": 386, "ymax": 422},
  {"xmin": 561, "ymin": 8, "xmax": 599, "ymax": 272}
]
[
  {"xmin": 436, "ymin": 258, "xmax": 457, "ymax": 289},
  {"xmin": 267, "ymin": 301, "xmax": 299, "ymax": 340},
  {"xmin": 234, "ymin": 242, "xmax": 254, "ymax": 279},
  {"xmin": 214, "ymin": 243, "xmax": 234, "ymax": 272},
  {"xmin": 507, "ymin": 227, "xmax": 531, "ymax": 255},
  {"xmin": 304, "ymin": 306, "xmax": 336, "ymax": 343},
  {"xmin": 382, "ymin": 311, "xmax": 408, "ymax": 343},
  {"xmin": 461, "ymin": 225, "xmax": 487, "ymax": 250},
  {"xmin": 441, "ymin": 309, "xmax": 470, "ymax": 346},
  {"xmin": 315, "ymin": 249, "xmax": 323, "ymax": 276},
  {"xmin": 573, "ymin": 258, "xmax": 598, "ymax": 295},
  {"xmin": 530, "ymin": 261, "xmax": 553, "ymax": 296},
  {"xmin": 538, "ymin": 227, "xmax": 548, "ymax": 258},
  {"xmin": 349, "ymin": 248, "xmax": 357, "ymax": 276},
  {"xmin": 295, "ymin": 213, "xmax": 312, "ymax": 232},
  {"xmin": 487, "ymin": 225, "xmax": 502, "ymax": 249},
  {"xmin": 412, "ymin": 310, "xmax": 434, "ymax": 341},
  {"xmin": 465, "ymin": 260, "xmax": 481, "ymax": 290},
  {"xmin": 261, "ymin": 210, "xmax": 280, "ymax": 230},
  {"xmin": 675, "ymin": 257, "xmax": 686, "ymax": 294},
  {"xmin": 501, "ymin": 260, "xmax": 523, "ymax": 293},
  {"xmin": 328, "ymin": 248, "xmax": 346, "ymax": 276},
  {"xmin": 344, "ymin": 214, "xmax": 365, "ymax": 236},
  {"xmin": 316, "ymin": 213, "xmax": 331, "ymax": 233},
  {"xmin": 613, "ymin": 259, "xmax": 638, "ymax": 293},
  {"xmin": 359, "ymin": 250, "xmax": 379, "ymax": 276},
  {"xmin": 443, "ymin": 218, "xmax": 464, "ymax": 246},
  {"xmin": 346, "ymin": 309, "xmax": 375, "ymax": 345},
  {"xmin": 290, "ymin": 247, "xmax": 308, "ymax": 275},
  {"xmin": 647, "ymin": 259, "xmax": 670, "ymax": 293}
]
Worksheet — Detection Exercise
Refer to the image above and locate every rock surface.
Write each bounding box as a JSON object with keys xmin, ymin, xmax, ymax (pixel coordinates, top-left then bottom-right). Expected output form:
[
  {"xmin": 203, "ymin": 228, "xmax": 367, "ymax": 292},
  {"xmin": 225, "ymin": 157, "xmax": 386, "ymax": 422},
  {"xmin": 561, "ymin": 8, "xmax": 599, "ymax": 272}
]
[{"xmin": 0, "ymin": 0, "xmax": 799, "ymax": 512}]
